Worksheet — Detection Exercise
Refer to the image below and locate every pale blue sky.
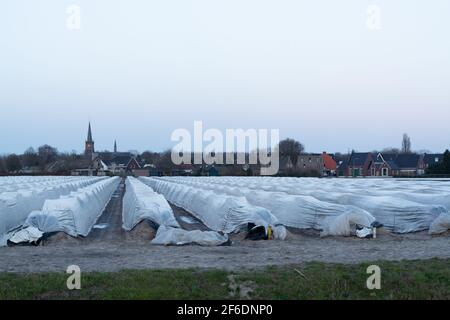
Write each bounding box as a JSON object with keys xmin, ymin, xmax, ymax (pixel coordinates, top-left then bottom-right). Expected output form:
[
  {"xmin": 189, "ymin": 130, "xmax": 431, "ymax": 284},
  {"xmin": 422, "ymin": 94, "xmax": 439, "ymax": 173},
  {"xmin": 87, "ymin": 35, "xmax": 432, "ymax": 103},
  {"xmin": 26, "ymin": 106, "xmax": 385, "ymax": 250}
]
[{"xmin": 0, "ymin": 0, "xmax": 449, "ymax": 154}]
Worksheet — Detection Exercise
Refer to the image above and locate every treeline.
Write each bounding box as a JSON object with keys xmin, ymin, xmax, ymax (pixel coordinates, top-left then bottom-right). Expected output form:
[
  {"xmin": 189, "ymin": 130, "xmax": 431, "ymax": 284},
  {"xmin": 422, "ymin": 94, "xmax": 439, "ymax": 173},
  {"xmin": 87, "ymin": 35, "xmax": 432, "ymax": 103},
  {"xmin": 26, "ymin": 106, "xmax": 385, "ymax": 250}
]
[
  {"xmin": 427, "ymin": 150, "xmax": 450, "ymax": 174},
  {"xmin": 0, "ymin": 145, "xmax": 84, "ymax": 174},
  {"xmin": 0, "ymin": 138, "xmax": 308, "ymax": 175}
]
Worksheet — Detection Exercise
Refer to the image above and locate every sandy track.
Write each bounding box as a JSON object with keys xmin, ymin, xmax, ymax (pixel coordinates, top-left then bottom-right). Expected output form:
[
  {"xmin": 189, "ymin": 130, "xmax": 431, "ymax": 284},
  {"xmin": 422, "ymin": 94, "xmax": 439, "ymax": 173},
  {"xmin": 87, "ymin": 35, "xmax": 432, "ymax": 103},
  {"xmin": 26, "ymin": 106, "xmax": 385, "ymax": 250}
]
[
  {"xmin": 1, "ymin": 231, "xmax": 450, "ymax": 273},
  {"xmin": 85, "ymin": 179, "xmax": 126, "ymax": 242}
]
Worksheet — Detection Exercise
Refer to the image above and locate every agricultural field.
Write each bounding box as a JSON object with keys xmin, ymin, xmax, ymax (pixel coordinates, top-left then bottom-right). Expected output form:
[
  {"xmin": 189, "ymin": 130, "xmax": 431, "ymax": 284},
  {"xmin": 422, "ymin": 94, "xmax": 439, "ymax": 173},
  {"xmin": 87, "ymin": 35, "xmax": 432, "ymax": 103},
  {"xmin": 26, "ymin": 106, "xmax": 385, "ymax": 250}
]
[{"xmin": 1, "ymin": 176, "xmax": 450, "ymax": 299}]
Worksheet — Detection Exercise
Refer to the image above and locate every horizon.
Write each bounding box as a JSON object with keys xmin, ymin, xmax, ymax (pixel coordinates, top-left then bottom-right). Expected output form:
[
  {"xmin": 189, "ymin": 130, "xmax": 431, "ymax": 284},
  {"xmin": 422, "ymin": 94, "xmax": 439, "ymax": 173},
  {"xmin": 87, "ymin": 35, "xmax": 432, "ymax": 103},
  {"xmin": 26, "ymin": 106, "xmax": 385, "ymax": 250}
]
[
  {"xmin": 1, "ymin": 1, "xmax": 450, "ymax": 154},
  {"xmin": 0, "ymin": 120, "xmax": 447, "ymax": 157}
]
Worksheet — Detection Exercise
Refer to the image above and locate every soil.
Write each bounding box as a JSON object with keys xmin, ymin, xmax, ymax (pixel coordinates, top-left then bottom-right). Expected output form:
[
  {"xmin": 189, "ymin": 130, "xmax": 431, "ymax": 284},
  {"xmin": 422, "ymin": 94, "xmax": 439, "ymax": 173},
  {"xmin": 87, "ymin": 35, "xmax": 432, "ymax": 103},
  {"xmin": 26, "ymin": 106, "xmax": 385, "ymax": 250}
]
[{"xmin": 1, "ymin": 229, "xmax": 449, "ymax": 273}]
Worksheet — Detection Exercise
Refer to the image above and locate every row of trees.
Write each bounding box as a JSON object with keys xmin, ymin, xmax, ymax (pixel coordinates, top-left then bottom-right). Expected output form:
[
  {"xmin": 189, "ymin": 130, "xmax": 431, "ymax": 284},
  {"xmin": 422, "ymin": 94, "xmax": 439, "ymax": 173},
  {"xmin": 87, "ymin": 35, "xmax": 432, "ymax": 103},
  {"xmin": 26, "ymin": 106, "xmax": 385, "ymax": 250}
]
[
  {"xmin": 1, "ymin": 135, "xmax": 449, "ymax": 176},
  {"xmin": 427, "ymin": 150, "xmax": 450, "ymax": 174},
  {"xmin": 0, "ymin": 145, "xmax": 61, "ymax": 174}
]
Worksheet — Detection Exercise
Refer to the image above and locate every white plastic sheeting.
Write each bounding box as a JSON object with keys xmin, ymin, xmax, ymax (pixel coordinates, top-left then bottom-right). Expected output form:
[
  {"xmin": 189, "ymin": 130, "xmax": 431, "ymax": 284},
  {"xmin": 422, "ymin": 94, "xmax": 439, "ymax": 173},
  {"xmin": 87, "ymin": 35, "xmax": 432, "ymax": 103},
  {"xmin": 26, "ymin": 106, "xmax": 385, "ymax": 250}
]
[
  {"xmin": 140, "ymin": 177, "xmax": 287, "ymax": 239},
  {"xmin": 152, "ymin": 226, "xmax": 229, "ymax": 246},
  {"xmin": 15, "ymin": 177, "xmax": 120, "ymax": 239},
  {"xmin": 162, "ymin": 177, "xmax": 450, "ymax": 234},
  {"xmin": 122, "ymin": 177, "xmax": 180, "ymax": 230},
  {"xmin": 429, "ymin": 213, "xmax": 450, "ymax": 235},
  {"xmin": 152, "ymin": 177, "xmax": 377, "ymax": 236},
  {"xmin": 321, "ymin": 213, "xmax": 375, "ymax": 237},
  {"xmin": 8, "ymin": 226, "xmax": 43, "ymax": 245},
  {"xmin": 122, "ymin": 177, "xmax": 230, "ymax": 246},
  {"xmin": 0, "ymin": 176, "xmax": 106, "ymax": 237}
]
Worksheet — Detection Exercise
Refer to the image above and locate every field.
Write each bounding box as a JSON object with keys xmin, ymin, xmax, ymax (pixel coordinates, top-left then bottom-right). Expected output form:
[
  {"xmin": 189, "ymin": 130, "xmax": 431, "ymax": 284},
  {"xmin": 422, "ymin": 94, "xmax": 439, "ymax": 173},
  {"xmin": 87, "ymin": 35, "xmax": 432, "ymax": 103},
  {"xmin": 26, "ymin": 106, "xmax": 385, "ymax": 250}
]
[{"xmin": 1, "ymin": 176, "xmax": 450, "ymax": 299}]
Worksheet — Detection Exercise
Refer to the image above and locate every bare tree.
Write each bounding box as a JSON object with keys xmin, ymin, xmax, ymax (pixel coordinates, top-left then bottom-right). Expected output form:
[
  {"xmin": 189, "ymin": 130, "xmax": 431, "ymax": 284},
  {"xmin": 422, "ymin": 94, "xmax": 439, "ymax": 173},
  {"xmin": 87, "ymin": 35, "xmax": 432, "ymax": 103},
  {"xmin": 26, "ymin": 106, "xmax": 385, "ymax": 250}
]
[
  {"xmin": 382, "ymin": 147, "xmax": 401, "ymax": 155},
  {"xmin": 6, "ymin": 154, "xmax": 22, "ymax": 173},
  {"xmin": 278, "ymin": 138, "xmax": 305, "ymax": 166},
  {"xmin": 401, "ymin": 133, "xmax": 412, "ymax": 154},
  {"xmin": 22, "ymin": 147, "xmax": 39, "ymax": 168},
  {"xmin": 37, "ymin": 144, "xmax": 58, "ymax": 169}
]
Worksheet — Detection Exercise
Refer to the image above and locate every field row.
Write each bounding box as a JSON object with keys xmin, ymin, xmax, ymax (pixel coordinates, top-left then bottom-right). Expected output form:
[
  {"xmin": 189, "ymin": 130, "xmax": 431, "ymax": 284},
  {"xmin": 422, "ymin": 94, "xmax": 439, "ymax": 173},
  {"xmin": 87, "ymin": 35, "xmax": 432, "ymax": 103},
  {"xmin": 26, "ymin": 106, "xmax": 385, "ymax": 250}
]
[
  {"xmin": 144, "ymin": 177, "xmax": 450, "ymax": 235},
  {"xmin": 1, "ymin": 176, "xmax": 450, "ymax": 247}
]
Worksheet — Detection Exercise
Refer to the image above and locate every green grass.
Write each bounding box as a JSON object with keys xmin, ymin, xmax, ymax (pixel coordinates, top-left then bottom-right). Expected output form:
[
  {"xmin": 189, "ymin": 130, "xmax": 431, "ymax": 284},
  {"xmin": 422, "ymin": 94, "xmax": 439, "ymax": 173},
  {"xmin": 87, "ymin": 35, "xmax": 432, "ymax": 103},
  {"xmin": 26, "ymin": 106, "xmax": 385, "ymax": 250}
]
[{"xmin": 1, "ymin": 259, "xmax": 449, "ymax": 300}]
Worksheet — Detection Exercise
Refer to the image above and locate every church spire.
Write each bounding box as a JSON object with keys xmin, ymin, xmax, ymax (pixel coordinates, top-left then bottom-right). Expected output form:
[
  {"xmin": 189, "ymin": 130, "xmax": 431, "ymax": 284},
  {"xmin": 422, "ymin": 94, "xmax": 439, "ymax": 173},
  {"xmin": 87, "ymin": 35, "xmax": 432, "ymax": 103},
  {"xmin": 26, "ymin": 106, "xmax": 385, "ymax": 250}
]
[
  {"xmin": 85, "ymin": 122, "xmax": 95, "ymax": 156},
  {"xmin": 87, "ymin": 122, "xmax": 93, "ymax": 143}
]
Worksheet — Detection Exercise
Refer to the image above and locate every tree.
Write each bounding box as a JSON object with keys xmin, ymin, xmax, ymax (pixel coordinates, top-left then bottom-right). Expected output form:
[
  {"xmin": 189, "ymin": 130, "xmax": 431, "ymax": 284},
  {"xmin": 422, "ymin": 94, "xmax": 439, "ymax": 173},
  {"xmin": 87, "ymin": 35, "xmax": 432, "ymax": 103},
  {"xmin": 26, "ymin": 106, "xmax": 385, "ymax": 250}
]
[
  {"xmin": 37, "ymin": 144, "xmax": 58, "ymax": 169},
  {"xmin": 0, "ymin": 156, "xmax": 6, "ymax": 173},
  {"xmin": 157, "ymin": 149, "xmax": 177, "ymax": 173},
  {"xmin": 427, "ymin": 149, "xmax": 450, "ymax": 174},
  {"xmin": 5, "ymin": 154, "xmax": 22, "ymax": 173},
  {"xmin": 22, "ymin": 147, "xmax": 40, "ymax": 168},
  {"xmin": 278, "ymin": 138, "xmax": 305, "ymax": 166},
  {"xmin": 381, "ymin": 147, "xmax": 400, "ymax": 155},
  {"xmin": 141, "ymin": 151, "xmax": 161, "ymax": 165},
  {"xmin": 401, "ymin": 133, "xmax": 412, "ymax": 154},
  {"xmin": 444, "ymin": 149, "xmax": 450, "ymax": 173}
]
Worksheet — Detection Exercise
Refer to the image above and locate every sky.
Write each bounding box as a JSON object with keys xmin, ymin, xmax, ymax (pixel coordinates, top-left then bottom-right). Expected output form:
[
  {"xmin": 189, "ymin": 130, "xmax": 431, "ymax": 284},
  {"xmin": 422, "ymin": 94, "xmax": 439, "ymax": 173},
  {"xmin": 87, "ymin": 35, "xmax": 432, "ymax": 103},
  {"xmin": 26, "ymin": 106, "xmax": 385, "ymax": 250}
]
[{"xmin": 0, "ymin": 0, "xmax": 449, "ymax": 154}]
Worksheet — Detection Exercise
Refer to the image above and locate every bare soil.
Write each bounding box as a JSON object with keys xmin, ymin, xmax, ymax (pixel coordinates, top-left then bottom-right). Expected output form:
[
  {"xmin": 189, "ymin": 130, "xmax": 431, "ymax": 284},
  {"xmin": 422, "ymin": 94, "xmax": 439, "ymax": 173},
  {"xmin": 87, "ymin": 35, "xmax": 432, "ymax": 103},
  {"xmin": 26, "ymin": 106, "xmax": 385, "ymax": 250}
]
[{"xmin": 1, "ymin": 229, "xmax": 449, "ymax": 273}]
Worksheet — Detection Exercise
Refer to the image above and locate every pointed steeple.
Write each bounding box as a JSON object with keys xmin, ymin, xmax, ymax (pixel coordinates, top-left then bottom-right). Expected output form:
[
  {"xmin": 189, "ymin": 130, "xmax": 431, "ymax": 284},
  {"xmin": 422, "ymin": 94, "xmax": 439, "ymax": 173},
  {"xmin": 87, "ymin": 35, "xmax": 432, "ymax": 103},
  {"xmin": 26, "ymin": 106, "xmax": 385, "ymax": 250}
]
[
  {"xmin": 85, "ymin": 122, "xmax": 95, "ymax": 156},
  {"xmin": 87, "ymin": 122, "xmax": 93, "ymax": 143},
  {"xmin": 114, "ymin": 140, "xmax": 117, "ymax": 153}
]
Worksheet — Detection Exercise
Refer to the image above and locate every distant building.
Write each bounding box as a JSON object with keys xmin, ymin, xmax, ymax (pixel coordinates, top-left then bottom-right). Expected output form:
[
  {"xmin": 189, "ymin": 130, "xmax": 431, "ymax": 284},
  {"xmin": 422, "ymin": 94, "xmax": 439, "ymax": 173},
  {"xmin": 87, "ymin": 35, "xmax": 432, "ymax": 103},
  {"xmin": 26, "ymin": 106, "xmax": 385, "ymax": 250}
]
[
  {"xmin": 103, "ymin": 155, "xmax": 142, "ymax": 175},
  {"xmin": 339, "ymin": 152, "xmax": 373, "ymax": 177},
  {"xmin": 85, "ymin": 122, "xmax": 95, "ymax": 158},
  {"xmin": 278, "ymin": 152, "xmax": 337, "ymax": 177},
  {"xmin": 382, "ymin": 153, "xmax": 425, "ymax": 177},
  {"xmin": 368, "ymin": 153, "xmax": 397, "ymax": 177},
  {"xmin": 322, "ymin": 152, "xmax": 337, "ymax": 176},
  {"xmin": 338, "ymin": 151, "xmax": 427, "ymax": 177},
  {"xmin": 72, "ymin": 123, "xmax": 144, "ymax": 176}
]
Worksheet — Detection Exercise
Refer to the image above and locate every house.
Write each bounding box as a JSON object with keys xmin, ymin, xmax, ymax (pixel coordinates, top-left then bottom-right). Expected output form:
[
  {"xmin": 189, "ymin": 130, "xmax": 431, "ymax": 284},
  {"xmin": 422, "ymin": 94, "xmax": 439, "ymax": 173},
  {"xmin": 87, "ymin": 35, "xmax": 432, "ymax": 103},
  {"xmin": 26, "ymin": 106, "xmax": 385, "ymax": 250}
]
[
  {"xmin": 383, "ymin": 153, "xmax": 425, "ymax": 177},
  {"xmin": 70, "ymin": 157, "xmax": 108, "ymax": 176},
  {"xmin": 278, "ymin": 152, "xmax": 336, "ymax": 177},
  {"xmin": 103, "ymin": 155, "xmax": 142, "ymax": 175},
  {"xmin": 322, "ymin": 152, "xmax": 337, "ymax": 176},
  {"xmin": 368, "ymin": 153, "xmax": 398, "ymax": 177},
  {"xmin": 339, "ymin": 152, "xmax": 426, "ymax": 177},
  {"xmin": 338, "ymin": 152, "xmax": 373, "ymax": 177}
]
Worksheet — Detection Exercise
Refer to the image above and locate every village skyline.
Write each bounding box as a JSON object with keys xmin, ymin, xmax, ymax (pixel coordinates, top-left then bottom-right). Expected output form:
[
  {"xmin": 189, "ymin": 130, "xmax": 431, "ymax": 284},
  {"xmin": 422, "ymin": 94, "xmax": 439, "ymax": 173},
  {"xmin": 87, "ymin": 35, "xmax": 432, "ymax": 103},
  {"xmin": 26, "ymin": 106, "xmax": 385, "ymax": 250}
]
[{"xmin": 0, "ymin": 120, "xmax": 448, "ymax": 156}]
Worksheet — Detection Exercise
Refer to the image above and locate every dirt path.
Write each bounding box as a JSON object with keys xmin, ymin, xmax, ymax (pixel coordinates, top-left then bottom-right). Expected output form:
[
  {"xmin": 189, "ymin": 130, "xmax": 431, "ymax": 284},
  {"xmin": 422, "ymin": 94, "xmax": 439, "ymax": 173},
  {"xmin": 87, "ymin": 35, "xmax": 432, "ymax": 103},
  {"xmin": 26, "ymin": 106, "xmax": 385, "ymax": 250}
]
[
  {"xmin": 1, "ymin": 231, "xmax": 450, "ymax": 273},
  {"xmin": 85, "ymin": 179, "xmax": 126, "ymax": 242}
]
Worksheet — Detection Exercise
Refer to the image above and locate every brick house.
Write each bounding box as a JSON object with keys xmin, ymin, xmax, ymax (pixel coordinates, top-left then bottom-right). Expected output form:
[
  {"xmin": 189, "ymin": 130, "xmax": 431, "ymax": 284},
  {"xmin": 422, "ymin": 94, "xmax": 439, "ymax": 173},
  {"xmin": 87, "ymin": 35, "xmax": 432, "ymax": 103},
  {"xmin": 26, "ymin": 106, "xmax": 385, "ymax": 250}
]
[
  {"xmin": 339, "ymin": 152, "xmax": 426, "ymax": 177},
  {"xmin": 338, "ymin": 152, "xmax": 373, "ymax": 177}
]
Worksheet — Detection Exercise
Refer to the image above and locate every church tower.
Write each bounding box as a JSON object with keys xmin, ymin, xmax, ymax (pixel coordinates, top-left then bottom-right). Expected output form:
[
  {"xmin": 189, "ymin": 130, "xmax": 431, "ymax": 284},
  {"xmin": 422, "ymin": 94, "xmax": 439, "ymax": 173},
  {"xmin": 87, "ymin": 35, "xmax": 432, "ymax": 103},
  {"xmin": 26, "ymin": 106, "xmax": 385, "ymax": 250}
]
[{"xmin": 85, "ymin": 122, "xmax": 95, "ymax": 157}]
